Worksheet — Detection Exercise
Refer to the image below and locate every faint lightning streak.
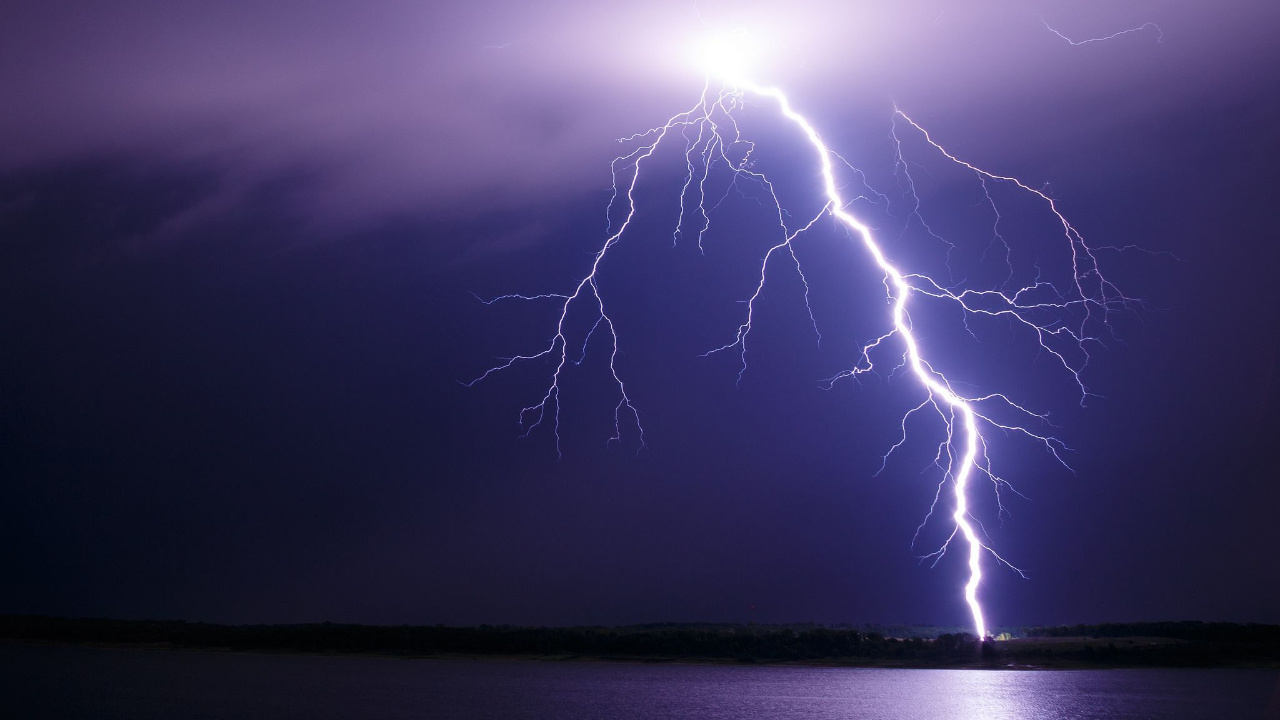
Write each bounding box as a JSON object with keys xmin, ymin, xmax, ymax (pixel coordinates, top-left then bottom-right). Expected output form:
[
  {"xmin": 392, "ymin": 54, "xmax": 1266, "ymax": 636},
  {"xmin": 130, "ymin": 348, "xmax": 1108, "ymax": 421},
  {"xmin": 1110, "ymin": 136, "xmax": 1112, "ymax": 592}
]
[
  {"xmin": 700, "ymin": 204, "xmax": 829, "ymax": 382},
  {"xmin": 466, "ymin": 99, "xmax": 708, "ymax": 455},
  {"xmin": 1042, "ymin": 18, "xmax": 1164, "ymax": 46}
]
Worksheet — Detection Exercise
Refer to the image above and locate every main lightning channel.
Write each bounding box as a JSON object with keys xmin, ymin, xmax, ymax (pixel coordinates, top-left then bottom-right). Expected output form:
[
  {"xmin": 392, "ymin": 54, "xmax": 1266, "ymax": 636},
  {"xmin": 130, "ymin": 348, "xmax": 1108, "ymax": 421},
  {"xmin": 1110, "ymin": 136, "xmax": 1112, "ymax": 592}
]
[{"xmin": 736, "ymin": 79, "xmax": 990, "ymax": 638}]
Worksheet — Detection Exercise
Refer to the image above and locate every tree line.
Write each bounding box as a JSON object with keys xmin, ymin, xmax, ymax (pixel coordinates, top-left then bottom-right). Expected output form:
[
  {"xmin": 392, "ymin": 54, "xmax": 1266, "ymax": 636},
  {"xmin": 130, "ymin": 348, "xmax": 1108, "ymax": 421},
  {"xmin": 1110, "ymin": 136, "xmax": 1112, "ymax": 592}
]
[{"xmin": 2, "ymin": 616, "xmax": 1276, "ymax": 668}]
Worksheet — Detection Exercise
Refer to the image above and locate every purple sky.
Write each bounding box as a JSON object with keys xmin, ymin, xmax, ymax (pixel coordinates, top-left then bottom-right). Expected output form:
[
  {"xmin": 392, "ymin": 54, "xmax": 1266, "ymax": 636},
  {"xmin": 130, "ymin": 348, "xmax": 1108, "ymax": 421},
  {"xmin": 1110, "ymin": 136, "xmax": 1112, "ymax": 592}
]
[
  {"xmin": 2, "ymin": 1, "xmax": 1279, "ymax": 629},
  {"xmin": 4, "ymin": 1, "xmax": 1272, "ymax": 227}
]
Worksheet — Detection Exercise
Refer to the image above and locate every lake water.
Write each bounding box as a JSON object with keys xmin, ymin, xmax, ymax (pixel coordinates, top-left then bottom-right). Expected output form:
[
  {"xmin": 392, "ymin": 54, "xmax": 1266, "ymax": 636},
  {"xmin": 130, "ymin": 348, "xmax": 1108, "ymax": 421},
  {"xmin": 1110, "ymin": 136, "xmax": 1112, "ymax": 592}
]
[{"xmin": 2, "ymin": 643, "xmax": 1277, "ymax": 719}]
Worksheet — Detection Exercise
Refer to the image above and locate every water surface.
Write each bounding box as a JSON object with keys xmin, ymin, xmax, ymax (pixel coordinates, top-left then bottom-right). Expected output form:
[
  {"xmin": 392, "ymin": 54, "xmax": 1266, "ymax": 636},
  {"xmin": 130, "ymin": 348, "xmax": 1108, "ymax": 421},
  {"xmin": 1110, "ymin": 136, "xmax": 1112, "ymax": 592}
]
[{"xmin": 3, "ymin": 643, "xmax": 1277, "ymax": 719}]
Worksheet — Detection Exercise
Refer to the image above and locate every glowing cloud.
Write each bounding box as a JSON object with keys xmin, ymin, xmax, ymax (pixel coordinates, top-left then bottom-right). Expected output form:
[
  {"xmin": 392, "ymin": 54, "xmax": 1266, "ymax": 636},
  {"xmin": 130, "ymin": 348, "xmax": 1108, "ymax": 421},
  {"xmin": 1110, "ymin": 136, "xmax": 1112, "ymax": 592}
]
[{"xmin": 693, "ymin": 29, "xmax": 757, "ymax": 85}]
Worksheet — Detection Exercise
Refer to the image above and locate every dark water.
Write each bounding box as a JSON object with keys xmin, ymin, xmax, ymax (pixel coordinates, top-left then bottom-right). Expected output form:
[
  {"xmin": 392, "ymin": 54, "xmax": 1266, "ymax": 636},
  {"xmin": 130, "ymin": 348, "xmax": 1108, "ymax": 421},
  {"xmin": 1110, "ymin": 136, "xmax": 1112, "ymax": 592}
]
[{"xmin": 2, "ymin": 643, "xmax": 1278, "ymax": 719}]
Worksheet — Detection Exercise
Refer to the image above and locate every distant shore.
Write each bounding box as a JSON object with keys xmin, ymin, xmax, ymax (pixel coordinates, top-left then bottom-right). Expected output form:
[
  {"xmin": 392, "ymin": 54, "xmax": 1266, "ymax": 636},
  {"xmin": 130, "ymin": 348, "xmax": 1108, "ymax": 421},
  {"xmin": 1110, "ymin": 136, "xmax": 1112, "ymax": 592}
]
[{"xmin": 3, "ymin": 616, "xmax": 1277, "ymax": 670}]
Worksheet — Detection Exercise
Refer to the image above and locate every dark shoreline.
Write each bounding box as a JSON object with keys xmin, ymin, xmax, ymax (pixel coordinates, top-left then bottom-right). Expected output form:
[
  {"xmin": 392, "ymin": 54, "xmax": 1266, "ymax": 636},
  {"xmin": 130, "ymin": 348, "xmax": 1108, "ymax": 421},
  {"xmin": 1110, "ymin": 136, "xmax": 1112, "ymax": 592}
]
[
  {"xmin": 0, "ymin": 640, "xmax": 1159, "ymax": 670},
  {"xmin": 3, "ymin": 616, "xmax": 1278, "ymax": 670}
]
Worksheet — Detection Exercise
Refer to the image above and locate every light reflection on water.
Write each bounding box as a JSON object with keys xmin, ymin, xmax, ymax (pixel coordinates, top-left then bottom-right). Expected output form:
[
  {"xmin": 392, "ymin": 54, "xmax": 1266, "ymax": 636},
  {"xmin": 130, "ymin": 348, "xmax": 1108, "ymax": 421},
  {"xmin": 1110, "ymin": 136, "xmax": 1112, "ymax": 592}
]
[{"xmin": 2, "ymin": 643, "xmax": 1277, "ymax": 719}]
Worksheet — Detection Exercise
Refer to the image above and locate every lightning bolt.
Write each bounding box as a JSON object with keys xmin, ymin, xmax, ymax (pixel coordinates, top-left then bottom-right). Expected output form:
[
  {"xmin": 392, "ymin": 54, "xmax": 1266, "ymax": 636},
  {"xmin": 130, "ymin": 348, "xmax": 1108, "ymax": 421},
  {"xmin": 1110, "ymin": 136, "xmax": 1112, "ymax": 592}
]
[{"xmin": 469, "ymin": 45, "xmax": 1131, "ymax": 638}]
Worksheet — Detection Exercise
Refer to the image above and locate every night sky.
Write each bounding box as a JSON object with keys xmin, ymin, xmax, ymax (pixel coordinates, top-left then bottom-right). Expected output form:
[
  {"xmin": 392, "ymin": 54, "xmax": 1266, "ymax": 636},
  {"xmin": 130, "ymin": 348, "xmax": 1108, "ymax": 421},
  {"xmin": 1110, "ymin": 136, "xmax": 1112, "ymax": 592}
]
[{"xmin": 3, "ymin": 1, "xmax": 1278, "ymax": 631}]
